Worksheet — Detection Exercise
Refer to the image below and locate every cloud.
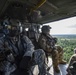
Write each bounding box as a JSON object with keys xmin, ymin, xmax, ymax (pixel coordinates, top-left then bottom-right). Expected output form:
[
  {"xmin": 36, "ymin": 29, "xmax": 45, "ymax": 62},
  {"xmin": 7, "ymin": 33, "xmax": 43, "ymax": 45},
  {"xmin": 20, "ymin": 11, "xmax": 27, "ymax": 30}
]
[
  {"xmin": 67, "ymin": 24, "xmax": 76, "ymax": 28},
  {"xmin": 44, "ymin": 16, "xmax": 76, "ymax": 34}
]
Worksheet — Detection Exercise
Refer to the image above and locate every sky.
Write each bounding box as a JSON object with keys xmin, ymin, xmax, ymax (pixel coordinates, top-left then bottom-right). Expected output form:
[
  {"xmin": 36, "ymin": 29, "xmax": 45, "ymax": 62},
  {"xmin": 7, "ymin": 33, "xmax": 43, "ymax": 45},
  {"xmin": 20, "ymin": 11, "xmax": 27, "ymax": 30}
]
[{"xmin": 44, "ymin": 16, "xmax": 76, "ymax": 35}]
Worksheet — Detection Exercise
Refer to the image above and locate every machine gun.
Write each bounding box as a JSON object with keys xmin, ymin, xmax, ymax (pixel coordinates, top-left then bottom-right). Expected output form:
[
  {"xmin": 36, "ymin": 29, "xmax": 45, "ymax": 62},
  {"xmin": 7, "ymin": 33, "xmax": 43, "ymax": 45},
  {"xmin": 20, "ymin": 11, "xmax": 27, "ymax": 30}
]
[
  {"xmin": 42, "ymin": 33, "xmax": 57, "ymax": 50},
  {"xmin": 46, "ymin": 37, "xmax": 57, "ymax": 50}
]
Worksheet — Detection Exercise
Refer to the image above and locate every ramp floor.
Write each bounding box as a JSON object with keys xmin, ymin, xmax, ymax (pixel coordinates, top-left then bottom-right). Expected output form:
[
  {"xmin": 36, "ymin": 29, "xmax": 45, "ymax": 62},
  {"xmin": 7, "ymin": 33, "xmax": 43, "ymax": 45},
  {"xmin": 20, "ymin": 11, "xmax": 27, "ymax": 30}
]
[
  {"xmin": 48, "ymin": 58, "xmax": 68, "ymax": 75},
  {"xmin": 32, "ymin": 57, "xmax": 68, "ymax": 75}
]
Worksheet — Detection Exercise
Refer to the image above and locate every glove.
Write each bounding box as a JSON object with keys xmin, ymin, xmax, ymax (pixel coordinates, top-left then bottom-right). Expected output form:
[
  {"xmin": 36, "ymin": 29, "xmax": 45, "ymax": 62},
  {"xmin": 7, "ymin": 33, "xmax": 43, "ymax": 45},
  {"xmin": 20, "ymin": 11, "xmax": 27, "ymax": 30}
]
[{"xmin": 19, "ymin": 56, "xmax": 31, "ymax": 70}]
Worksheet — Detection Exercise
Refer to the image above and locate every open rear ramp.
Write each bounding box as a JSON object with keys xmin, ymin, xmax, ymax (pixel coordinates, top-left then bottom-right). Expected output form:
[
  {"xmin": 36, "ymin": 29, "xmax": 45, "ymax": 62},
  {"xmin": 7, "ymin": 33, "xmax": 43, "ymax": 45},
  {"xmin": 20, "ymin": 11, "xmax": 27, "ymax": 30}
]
[
  {"xmin": 47, "ymin": 58, "xmax": 54, "ymax": 75},
  {"xmin": 54, "ymin": 64, "xmax": 68, "ymax": 75},
  {"xmin": 48, "ymin": 58, "xmax": 68, "ymax": 75},
  {"xmin": 32, "ymin": 57, "xmax": 68, "ymax": 75}
]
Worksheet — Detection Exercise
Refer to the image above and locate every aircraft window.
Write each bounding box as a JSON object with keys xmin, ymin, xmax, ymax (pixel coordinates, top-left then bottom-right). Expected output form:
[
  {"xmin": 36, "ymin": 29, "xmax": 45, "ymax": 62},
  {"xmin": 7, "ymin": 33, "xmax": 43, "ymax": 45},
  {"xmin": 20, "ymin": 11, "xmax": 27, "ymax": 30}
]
[{"xmin": 43, "ymin": 16, "xmax": 76, "ymax": 63}]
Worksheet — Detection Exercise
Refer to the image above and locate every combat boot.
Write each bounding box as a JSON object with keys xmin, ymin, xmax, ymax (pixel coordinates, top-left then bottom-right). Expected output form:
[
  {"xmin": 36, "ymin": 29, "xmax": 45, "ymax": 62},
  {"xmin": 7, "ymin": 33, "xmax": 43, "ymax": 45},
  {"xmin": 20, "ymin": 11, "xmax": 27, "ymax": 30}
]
[
  {"xmin": 54, "ymin": 66, "xmax": 60, "ymax": 73},
  {"xmin": 59, "ymin": 60, "xmax": 67, "ymax": 64}
]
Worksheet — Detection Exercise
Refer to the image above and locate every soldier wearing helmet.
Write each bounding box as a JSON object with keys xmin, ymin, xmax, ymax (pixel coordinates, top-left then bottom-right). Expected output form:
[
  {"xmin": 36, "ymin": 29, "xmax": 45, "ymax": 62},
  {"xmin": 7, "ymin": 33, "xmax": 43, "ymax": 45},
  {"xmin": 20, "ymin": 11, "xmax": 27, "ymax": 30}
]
[
  {"xmin": 0, "ymin": 19, "xmax": 51, "ymax": 75},
  {"xmin": 38, "ymin": 25, "xmax": 66, "ymax": 73},
  {"xmin": 41, "ymin": 25, "xmax": 51, "ymax": 34}
]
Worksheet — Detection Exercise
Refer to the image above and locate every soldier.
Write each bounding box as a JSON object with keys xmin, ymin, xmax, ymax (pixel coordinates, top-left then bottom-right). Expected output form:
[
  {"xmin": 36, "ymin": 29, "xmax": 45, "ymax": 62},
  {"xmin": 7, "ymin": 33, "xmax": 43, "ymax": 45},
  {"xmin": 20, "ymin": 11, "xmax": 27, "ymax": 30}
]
[
  {"xmin": 0, "ymin": 19, "xmax": 51, "ymax": 75},
  {"xmin": 27, "ymin": 25, "xmax": 40, "ymax": 49},
  {"xmin": 38, "ymin": 25, "xmax": 66, "ymax": 73},
  {"xmin": 67, "ymin": 48, "xmax": 76, "ymax": 75}
]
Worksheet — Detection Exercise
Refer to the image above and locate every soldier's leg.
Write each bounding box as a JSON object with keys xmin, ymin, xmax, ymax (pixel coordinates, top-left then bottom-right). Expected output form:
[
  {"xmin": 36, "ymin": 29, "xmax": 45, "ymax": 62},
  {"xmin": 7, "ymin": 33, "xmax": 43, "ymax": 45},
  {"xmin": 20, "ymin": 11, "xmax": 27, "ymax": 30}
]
[
  {"xmin": 56, "ymin": 45, "xmax": 66, "ymax": 64},
  {"xmin": 33, "ymin": 49, "xmax": 51, "ymax": 75},
  {"xmin": 51, "ymin": 50, "xmax": 60, "ymax": 73}
]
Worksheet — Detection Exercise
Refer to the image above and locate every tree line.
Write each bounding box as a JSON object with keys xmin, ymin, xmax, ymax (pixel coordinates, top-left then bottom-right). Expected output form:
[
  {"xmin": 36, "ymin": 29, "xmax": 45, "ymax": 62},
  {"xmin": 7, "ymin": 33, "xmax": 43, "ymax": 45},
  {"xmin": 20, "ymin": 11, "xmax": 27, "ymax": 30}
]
[{"xmin": 56, "ymin": 36, "xmax": 76, "ymax": 62}]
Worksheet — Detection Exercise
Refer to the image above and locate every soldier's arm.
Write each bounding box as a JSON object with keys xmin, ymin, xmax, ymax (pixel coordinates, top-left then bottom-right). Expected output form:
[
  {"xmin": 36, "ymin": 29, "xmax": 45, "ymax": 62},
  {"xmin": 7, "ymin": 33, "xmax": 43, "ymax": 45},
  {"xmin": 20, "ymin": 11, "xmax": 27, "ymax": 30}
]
[
  {"xmin": 19, "ymin": 36, "xmax": 34, "ymax": 69},
  {"xmin": 23, "ymin": 36, "xmax": 34, "ymax": 57},
  {"xmin": 38, "ymin": 35, "xmax": 52, "ymax": 53}
]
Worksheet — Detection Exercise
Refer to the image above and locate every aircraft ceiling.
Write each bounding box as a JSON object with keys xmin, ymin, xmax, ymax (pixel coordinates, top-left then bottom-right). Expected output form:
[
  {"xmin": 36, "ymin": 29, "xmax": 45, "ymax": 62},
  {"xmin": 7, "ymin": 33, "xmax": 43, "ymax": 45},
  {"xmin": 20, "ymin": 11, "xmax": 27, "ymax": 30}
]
[{"xmin": 0, "ymin": 0, "xmax": 76, "ymax": 24}]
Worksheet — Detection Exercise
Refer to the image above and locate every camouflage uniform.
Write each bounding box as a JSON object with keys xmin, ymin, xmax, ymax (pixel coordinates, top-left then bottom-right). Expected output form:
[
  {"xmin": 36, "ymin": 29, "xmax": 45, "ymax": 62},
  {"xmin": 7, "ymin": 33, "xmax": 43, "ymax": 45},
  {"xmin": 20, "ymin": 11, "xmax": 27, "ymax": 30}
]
[
  {"xmin": 38, "ymin": 25, "xmax": 66, "ymax": 73},
  {"xmin": 0, "ymin": 32, "xmax": 50, "ymax": 75},
  {"xmin": 67, "ymin": 54, "xmax": 76, "ymax": 75},
  {"xmin": 0, "ymin": 35, "xmax": 17, "ymax": 75},
  {"xmin": 0, "ymin": 19, "xmax": 51, "ymax": 75}
]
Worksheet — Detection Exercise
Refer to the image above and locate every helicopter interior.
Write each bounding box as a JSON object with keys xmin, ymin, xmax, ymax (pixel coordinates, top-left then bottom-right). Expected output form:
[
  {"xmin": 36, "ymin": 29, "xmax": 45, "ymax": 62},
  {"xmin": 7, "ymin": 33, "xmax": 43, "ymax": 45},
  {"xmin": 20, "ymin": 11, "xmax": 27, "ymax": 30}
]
[{"xmin": 0, "ymin": 0, "xmax": 76, "ymax": 25}]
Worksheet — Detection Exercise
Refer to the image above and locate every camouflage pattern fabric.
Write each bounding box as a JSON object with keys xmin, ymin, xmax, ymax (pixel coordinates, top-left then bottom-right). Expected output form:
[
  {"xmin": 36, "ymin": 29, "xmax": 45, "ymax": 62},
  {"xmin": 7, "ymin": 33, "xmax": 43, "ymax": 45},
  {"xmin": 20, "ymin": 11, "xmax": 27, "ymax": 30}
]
[
  {"xmin": 33, "ymin": 49, "xmax": 46, "ymax": 75},
  {"xmin": 18, "ymin": 35, "xmax": 51, "ymax": 75},
  {"xmin": 0, "ymin": 34, "xmax": 50, "ymax": 75},
  {"xmin": 38, "ymin": 33, "xmax": 64, "ymax": 69},
  {"xmin": 17, "ymin": 35, "xmax": 34, "ymax": 57},
  {"xmin": 67, "ymin": 54, "xmax": 76, "ymax": 75},
  {"xmin": 29, "ymin": 49, "xmax": 51, "ymax": 75},
  {"xmin": 0, "ymin": 35, "xmax": 17, "ymax": 75}
]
